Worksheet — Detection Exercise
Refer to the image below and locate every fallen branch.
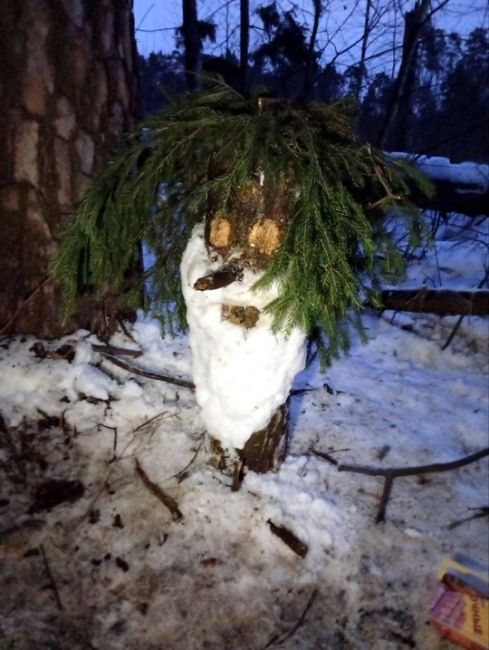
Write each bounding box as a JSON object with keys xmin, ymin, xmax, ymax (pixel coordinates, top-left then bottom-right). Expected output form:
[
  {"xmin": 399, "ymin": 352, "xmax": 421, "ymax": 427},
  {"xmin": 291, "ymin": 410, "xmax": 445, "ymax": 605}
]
[
  {"xmin": 92, "ymin": 344, "xmax": 142, "ymax": 357},
  {"xmin": 267, "ymin": 519, "xmax": 308, "ymax": 558},
  {"xmin": 102, "ymin": 354, "xmax": 195, "ymax": 389},
  {"xmin": 372, "ymin": 288, "xmax": 489, "ymax": 316},
  {"xmin": 313, "ymin": 446, "xmax": 489, "ymax": 523},
  {"xmin": 447, "ymin": 506, "xmax": 489, "ymax": 530},
  {"xmin": 263, "ymin": 588, "xmax": 319, "ymax": 648},
  {"xmin": 135, "ymin": 458, "xmax": 183, "ymax": 521}
]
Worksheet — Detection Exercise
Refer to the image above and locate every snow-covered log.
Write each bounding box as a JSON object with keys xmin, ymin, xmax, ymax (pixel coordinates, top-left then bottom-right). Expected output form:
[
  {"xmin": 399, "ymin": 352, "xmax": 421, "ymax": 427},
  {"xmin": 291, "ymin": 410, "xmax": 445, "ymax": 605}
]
[
  {"xmin": 376, "ymin": 288, "xmax": 489, "ymax": 316},
  {"xmin": 391, "ymin": 154, "xmax": 489, "ymax": 217}
]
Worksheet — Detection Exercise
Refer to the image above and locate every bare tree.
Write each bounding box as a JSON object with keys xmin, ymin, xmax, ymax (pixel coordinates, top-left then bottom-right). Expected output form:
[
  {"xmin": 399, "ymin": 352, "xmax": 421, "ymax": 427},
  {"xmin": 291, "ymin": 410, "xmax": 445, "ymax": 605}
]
[
  {"xmin": 378, "ymin": 0, "xmax": 450, "ymax": 149},
  {"xmin": 240, "ymin": 0, "xmax": 250, "ymax": 94},
  {"xmin": 304, "ymin": 0, "xmax": 322, "ymax": 97},
  {"xmin": 182, "ymin": 0, "xmax": 201, "ymax": 90}
]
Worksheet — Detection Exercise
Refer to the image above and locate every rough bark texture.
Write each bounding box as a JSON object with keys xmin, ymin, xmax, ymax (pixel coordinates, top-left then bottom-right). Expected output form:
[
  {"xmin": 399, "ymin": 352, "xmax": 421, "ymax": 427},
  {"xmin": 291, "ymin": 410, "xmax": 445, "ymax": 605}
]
[
  {"xmin": 238, "ymin": 401, "xmax": 290, "ymax": 473},
  {"xmin": 376, "ymin": 288, "xmax": 489, "ymax": 316},
  {"xmin": 0, "ymin": 0, "xmax": 138, "ymax": 338}
]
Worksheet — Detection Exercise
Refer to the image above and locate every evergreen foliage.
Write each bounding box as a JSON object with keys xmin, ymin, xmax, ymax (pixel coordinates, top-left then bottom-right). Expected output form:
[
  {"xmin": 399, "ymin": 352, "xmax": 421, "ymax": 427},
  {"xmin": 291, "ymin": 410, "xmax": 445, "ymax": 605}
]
[{"xmin": 53, "ymin": 82, "xmax": 431, "ymax": 360}]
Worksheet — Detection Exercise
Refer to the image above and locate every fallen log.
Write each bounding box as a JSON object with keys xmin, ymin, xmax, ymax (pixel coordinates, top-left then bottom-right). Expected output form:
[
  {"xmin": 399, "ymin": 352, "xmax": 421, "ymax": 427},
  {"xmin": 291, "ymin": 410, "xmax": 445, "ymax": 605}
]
[
  {"xmin": 411, "ymin": 181, "xmax": 489, "ymax": 218},
  {"xmin": 374, "ymin": 288, "xmax": 489, "ymax": 316}
]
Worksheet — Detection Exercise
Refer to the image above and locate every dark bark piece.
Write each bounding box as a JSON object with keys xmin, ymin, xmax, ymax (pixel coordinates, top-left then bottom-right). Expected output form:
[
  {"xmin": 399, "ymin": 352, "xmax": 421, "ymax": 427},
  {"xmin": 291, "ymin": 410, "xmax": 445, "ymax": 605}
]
[
  {"xmin": 193, "ymin": 267, "xmax": 242, "ymax": 291},
  {"xmin": 267, "ymin": 519, "xmax": 308, "ymax": 558},
  {"xmin": 376, "ymin": 288, "xmax": 489, "ymax": 316},
  {"xmin": 135, "ymin": 458, "xmax": 183, "ymax": 521},
  {"xmin": 239, "ymin": 401, "xmax": 289, "ymax": 473}
]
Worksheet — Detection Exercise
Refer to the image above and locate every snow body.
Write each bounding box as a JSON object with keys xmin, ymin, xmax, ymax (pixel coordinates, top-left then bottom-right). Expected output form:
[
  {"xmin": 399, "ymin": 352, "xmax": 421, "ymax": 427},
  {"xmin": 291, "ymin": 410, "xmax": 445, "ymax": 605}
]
[{"xmin": 181, "ymin": 224, "xmax": 306, "ymax": 450}]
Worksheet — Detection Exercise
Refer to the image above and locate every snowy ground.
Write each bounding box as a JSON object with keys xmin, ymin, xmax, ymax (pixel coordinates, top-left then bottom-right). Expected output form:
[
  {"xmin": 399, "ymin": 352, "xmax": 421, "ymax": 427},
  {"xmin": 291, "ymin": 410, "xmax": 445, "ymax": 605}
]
[{"xmin": 0, "ymin": 211, "xmax": 488, "ymax": 650}]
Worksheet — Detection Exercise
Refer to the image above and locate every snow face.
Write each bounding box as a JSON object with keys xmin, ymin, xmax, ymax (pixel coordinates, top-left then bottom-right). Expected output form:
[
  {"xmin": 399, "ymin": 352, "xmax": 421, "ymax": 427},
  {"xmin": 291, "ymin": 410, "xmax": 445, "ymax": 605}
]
[{"xmin": 181, "ymin": 224, "xmax": 306, "ymax": 449}]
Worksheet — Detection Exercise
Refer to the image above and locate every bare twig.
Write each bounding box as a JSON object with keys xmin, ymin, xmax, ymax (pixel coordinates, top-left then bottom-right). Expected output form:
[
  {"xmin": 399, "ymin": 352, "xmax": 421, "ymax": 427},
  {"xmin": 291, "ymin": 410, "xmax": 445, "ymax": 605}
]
[
  {"xmin": 135, "ymin": 458, "xmax": 183, "ymax": 521},
  {"xmin": 263, "ymin": 588, "xmax": 319, "ymax": 648},
  {"xmin": 116, "ymin": 317, "xmax": 137, "ymax": 343},
  {"xmin": 40, "ymin": 544, "xmax": 63, "ymax": 611},
  {"xmin": 168, "ymin": 433, "xmax": 206, "ymax": 483},
  {"xmin": 314, "ymin": 447, "xmax": 489, "ymax": 523},
  {"xmin": 447, "ymin": 506, "xmax": 489, "ymax": 530},
  {"xmin": 102, "ymin": 354, "xmax": 195, "ymax": 389}
]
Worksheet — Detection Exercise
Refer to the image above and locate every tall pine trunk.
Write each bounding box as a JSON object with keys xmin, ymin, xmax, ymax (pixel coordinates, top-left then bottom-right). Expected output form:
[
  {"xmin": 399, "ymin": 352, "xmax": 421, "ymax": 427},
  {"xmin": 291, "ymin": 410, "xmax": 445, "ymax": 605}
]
[{"xmin": 0, "ymin": 0, "xmax": 138, "ymax": 338}]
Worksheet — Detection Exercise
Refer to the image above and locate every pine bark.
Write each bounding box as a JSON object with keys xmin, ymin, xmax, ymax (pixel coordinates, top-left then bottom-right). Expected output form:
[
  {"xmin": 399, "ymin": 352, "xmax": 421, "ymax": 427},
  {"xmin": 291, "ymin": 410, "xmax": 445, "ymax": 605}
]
[{"xmin": 0, "ymin": 0, "xmax": 138, "ymax": 338}]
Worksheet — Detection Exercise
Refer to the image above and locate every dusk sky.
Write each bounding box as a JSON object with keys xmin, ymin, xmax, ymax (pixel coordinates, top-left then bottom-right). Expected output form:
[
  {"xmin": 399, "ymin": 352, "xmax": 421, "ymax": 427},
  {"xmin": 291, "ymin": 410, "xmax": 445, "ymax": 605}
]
[{"xmin": 134, "ymin": 0, "xmax": 488, "ymax": 73}]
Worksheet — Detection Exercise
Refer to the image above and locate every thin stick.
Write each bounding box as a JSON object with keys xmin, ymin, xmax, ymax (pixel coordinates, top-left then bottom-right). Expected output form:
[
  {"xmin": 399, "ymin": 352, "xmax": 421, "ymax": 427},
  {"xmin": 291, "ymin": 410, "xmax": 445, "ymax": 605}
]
[
  {"xmin": 40, "ymin": 544, "xmax": 63, "ymax": 611},
  {"xmin": 263, "ymin": 588, "xmax": 319, "ymax": 648},
  {"xmin": 168, "ymin": 433, "xmax": 206, "ymax": 483},
  {"xmin": 447, "ymin": 507, "xmax": 489, "ymax": 530},
  {"xmin": 102, "ymin": 354, "xmax": 195, "ymax": 389},
  {"xmin": 117, "ymin": 317, "xmax": 137, "ymax": 343},
  {"xmin": 135, "ymin": 458, "xmax": 183, "ymax": 521},
  {"xmin": 337, "ymin": 447, "xmax": 489, "ymax": 478}
]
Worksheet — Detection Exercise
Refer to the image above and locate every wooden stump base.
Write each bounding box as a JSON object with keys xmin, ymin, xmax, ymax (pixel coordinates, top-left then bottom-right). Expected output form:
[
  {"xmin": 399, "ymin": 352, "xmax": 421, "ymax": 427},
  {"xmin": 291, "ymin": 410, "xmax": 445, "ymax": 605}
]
[{"xmin": 238, "ymin": 400, "xmax": 290, "ymax": 474}]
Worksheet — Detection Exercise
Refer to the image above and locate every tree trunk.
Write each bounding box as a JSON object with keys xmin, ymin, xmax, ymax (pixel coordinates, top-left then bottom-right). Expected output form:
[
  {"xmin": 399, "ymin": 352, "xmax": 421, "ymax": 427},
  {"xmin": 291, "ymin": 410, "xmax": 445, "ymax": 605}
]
[
  {"xmin": 182, "ymin": 0, "xmax": 201, "ymax": 91},
  {"xmin": 304, "ymin": 0, "xmax": 322, "ymax": 99},
  {"xmin": 354, "ymin": 0, "xmax": 372, "ymax": 100},
  {"xmin": 239, "ymin": 0, "xmax": 250, "ymax": 96},
  {"xmin": 374, "ymin": 288, "xmax": 489, "ymax": 316},
  {"xmin": 378, "ymin": 0, "xmax": 430, "ymax": 149},
  {"xmin": 0, "ymin": 0, "xmax": 138, "ymax": 338}
]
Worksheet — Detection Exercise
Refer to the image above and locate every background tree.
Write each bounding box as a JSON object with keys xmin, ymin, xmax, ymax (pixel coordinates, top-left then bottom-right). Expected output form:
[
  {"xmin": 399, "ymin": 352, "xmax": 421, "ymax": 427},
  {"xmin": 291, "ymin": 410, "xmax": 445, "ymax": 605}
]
[{"xmin": 0, "ymin": 0, "xmax": 138, "ymax": 337}]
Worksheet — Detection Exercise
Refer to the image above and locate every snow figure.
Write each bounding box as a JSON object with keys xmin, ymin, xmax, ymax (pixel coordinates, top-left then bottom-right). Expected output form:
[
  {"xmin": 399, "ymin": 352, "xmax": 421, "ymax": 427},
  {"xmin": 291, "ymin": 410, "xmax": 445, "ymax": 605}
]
[
  {"xmin": 54, "ymin": 86, "xmax": 428, "ymax": 478},
  {"xmin": 181, "ymin": 222, "xmax": 306, "ymax": 471}
]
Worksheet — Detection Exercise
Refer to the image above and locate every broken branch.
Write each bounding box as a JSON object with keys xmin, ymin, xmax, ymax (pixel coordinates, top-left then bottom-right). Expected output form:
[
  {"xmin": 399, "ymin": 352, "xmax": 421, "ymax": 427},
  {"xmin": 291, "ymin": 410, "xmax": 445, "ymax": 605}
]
[
  {"xmin": 314, "ymin": 446, "xmax": 489, "ymax": 523},
  {"xmin": 102, "ymin": 354, "xmax": 195, "ymax": 389}
]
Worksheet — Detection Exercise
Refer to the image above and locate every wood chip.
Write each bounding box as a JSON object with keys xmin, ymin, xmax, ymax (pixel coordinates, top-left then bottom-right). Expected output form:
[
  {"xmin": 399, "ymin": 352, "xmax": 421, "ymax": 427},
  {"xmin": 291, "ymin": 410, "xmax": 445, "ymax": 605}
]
[{"xmin": 267, "ymin": 519, "xmax": 308, "ymax": 558}]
